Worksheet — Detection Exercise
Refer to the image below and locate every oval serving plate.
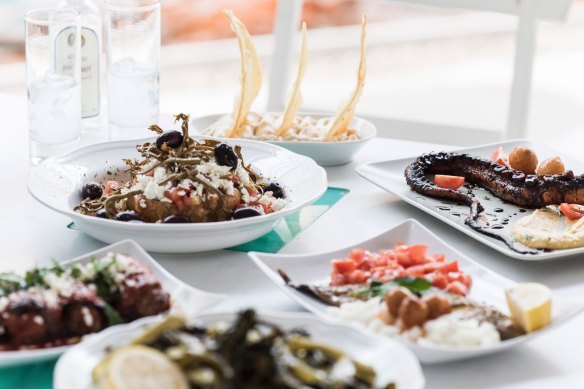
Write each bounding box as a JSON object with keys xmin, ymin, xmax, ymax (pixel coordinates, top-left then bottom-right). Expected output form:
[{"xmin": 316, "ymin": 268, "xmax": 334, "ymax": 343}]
[
  {"xmin": 190, "ymin": 112, "xmax": 377, "ymax": 167},
  {"xmin": 248, "ymin": 219, "xmax": 584, "ymax": 364},
  {"xmin": 54, "ymin": 310, "xmax": 425, "ymax": 389},
  {"xmin": 0, "ymin": 240, "xmax": 224, "ymax": 367},
  {"xmin": 28, "ymin": 136, "xmax": 327, "ymax": 253}
]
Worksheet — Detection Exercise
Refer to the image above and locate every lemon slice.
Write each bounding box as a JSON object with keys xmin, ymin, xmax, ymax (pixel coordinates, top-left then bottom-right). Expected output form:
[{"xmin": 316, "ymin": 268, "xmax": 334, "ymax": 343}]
[
  {"xmin": 505, "ymin": 283, "xmax": 552, "ymax": 333},
  {"xmin": 96, "ymin": 345, "xmax": 188, "ymax": 389}
]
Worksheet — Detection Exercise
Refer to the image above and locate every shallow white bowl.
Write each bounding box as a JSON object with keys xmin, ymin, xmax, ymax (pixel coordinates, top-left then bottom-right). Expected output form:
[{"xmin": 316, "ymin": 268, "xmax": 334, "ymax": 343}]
[
  {"xmin": 190, "ymin": 112, "xmax": 377, "ymax": 166},
  {"xmin": 28, "ymin": 136, "xmax": 327, "ymax": 253},
  {"xmin": 0, "ymin": 240, "xmax": 224, "ymax": 367},
  {"xmin": 54, "ymin": 311, "xmax": 425, "ymax": 389},
  {"xmin": 249, "ymin": 219, "xmax": 583, "ymax": 364}
]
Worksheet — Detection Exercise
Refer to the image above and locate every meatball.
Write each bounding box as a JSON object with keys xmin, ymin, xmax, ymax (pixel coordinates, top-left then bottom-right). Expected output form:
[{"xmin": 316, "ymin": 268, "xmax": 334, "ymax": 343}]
[
  {"xmin": 508, "ymin": 147, "xmax": 538, "ymax": 174},
  {"xmin": 3, "ymin": 294, "xmax": 50, "ymax": 345},
  {"xmin": 536, "ymin": 156, "xmax": 566, "ymax": 175},
  {"xmin": 116, "ymin": 272, "xmax": 171, "ymax": 321},
  {"xmin": 63, "ymin": 301, "xmax": 107, "ymax": 337}
]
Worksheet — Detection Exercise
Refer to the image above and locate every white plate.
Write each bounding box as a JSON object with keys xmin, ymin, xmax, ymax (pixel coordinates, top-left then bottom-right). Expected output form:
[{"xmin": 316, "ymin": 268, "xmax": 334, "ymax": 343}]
[
  {"xmin": 249, "ymin": 219, "xmax": 583, "ymax": 364},
  {"xmin": 28, "ymin": 136, "xmax": 327, "ymax": 253},
  {"xmin": 0, "ymin": 240, "xmax": 224, "ymax": 367},
  {"xmin": 190, "ymin": 112, "xmax": 377, "ymax": 166},
  {"xmin": 356, "ymin": 139, "xmax": 584, "ymax": 260},
  {"xmin": 54, "ymin": 310, "xmax": 425, "ymax": 389}
]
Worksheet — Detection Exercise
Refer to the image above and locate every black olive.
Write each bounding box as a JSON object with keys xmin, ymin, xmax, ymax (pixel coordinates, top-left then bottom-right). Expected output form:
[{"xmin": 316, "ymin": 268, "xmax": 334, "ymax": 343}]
[
  {"xmin": 114, "ymin": 211, "xmax": 142, "ymax": 222},
  {"xmin": 233, "ymin": 207, "xmax": 262, "ymax": 219},
  {"xmin": 214, "ymin": 143, "xmax": 238, "ymax": 170},
  {"xmin": 156, "ymin": 131, "xmax": 184, "ymax": 150},
  {"xmin": 162, "ymin": 215, "xmax": 191, "ymax": 223},
  {"xmin": 81, "ymin": 182, "xmax": 103, "ymax": 200},
  {"xmin": 264, "ymin": 182, "xmax": 285, "ymax": 199},
  {"xmin": 95, "ymin": 209, "xmax": 108, "ymax": 219}
]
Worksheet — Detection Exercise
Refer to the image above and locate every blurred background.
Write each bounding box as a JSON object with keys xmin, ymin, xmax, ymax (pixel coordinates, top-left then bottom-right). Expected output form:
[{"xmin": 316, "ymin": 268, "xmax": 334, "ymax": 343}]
[{"xmin": 1, "ymin": 0, "xmax": 584, "ymax": 154}]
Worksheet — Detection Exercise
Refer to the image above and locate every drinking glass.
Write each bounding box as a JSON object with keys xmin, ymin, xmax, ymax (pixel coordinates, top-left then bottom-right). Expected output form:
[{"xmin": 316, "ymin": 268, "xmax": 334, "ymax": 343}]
[
  {"xmin": 106, "ymin": 0, "xmax": 160, "ymax": 129},
  {"xmin": 25, "ymin": 8, "xmax": 81, "ymax": 165}
]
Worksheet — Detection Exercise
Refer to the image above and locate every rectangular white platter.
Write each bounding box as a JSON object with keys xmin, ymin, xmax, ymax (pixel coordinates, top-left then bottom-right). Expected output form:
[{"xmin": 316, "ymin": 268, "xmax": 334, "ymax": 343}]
[
  {"xmin": 0, "ymin": 239, "xmax": 224, "ymax": 367},
  {"xmin": 356, "ymin": 139, "xmax": 584, "ymax": 260},
  {"xmin": 249, "ymin": 219, "xmax": 583, "ymax": 364}
]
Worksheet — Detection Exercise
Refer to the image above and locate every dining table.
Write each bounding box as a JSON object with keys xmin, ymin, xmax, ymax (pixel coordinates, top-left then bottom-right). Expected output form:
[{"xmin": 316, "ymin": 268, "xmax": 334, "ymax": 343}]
[{"xmin": 2, "ymin": 90, "xmax": 584, "ymax": 389}]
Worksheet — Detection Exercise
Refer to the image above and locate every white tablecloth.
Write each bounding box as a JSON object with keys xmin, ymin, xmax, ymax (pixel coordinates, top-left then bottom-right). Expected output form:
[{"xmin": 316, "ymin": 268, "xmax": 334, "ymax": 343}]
[{"xmin": 1, "ymin": 92, "xmax": 583, "ymax": 389}]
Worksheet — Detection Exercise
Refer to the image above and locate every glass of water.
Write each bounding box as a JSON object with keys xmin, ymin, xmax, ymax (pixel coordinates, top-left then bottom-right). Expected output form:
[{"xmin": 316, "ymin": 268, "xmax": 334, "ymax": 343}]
[
  {"xmin": 106, "ymin": 0, "xmax": 160, "ymax": 129},
  {"xmin": 25, "ymin": 8, "xmax": 81, "ymax": 165}
]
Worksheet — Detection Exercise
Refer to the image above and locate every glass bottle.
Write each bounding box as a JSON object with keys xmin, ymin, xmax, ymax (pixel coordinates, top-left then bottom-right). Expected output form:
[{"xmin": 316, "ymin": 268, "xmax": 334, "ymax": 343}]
[{"xmin": 59, "ymin": 0, "xmax": 102, "ymax": 127}]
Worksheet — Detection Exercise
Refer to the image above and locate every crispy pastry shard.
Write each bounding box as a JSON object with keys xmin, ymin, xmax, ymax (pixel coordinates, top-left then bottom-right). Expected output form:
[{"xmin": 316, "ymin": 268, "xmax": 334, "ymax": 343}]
[
  {"xmin": 276, "ymin": 22, "xmax": 309, "ymax": 137},
  {"xmin": 325, "ymin": 14, "xmax": 367, "ymax": 141},
  {"xmin": 224, "ymin": 10, "xmax": 263, "ymax": 138}
]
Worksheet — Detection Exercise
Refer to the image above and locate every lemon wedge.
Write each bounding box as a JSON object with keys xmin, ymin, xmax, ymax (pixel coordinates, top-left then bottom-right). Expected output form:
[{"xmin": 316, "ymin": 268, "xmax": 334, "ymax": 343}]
[
  {"xmin": 505, "ymin": 283, "xmax": 552, "ymax": 333},
  {"xmin": 94, "ymin": 344, "xmax": 188, "ymax": 389}
]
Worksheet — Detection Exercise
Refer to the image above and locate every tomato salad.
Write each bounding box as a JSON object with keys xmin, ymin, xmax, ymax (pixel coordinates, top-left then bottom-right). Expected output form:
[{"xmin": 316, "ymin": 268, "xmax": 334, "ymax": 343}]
[{"xmin": 329, "ymin": 243, "xmax": 472, "ymax": 296}]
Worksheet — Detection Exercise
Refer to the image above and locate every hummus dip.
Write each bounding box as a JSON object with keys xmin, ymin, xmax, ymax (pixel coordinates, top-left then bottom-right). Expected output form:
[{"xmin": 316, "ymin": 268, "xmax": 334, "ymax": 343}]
[{"xmin": 511, "ymin": 208, "xmax": 584, "ymax": 249}]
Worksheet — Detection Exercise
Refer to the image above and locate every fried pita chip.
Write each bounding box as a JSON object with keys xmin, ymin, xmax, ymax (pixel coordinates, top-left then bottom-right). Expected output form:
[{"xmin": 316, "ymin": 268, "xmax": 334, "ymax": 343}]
[
  {"xmin": 276, "ymin": 22, "xmax": 308, "ymax": 137},
  {"xmin": 224, "ymin": 10, "xmax": 263, "ymax": 138},
  {"xmin": 325, "ymin": 15, "xmax": 367, "ymax": 141}
]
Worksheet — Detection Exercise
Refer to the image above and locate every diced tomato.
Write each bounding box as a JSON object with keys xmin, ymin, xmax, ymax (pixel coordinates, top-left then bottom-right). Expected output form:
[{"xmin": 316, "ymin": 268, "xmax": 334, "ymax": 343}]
[
  {"xmin": 327, "ymin": 244, "xmax": 472, "ymax": 294},
  {"xmin": 406, "ymin": 245, "xmax": 428, "ymax": 263},
  {"xmin": 434, "ymin": 175, "xmax": 465, "ymax": 190},
  {"xmin": 432, "ymin": 272, "xmax": 448, "ymax": 289},
  {"xmin": 491, "ymin": 146, "xmax": 509, "ymax": 167},
  {"xmin": 559, "ymin": 203, "xmax": 584, "ymax": 220},
  {"xmin": 349, "ymin": 248, "xmax": 367, "ymax": 262},
  {"xmin": 104, "ymin": 180, "xmax": 121, "ymax": 195},
  {"xmin": 446, "ymin": 281, "xmax": 468, "ymax": 296},
  {"xmin": 332, "ymin": 260, "xmax": 356, "ymax": 274},
  {"xmin": 348, "ymin": 270, "xmax": 368, "ymax": 284},
  {"xmin": 436, "ymin": 261, "xmax": 459, "ymax": 274}
]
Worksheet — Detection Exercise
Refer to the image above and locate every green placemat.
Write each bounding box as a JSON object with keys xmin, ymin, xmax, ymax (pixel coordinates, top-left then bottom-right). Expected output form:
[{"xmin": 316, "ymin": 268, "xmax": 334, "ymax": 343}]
[
  {"xmin": 0, "ymin": 360, "xmax": 56, "ymax": 389},
  {"xmin": 9, "ymin": 187, "xmax": 347, "ymax": 388},
  {"xmin": 228, "ymin": 187, "xmax": 348, "ymax": 253}
]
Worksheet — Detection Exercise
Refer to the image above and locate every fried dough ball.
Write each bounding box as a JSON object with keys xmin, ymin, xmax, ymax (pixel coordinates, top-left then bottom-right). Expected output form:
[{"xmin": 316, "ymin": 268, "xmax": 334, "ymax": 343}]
[
  {"xmin": 422, "ymin": 294, "xmax": 452, "ymax": 320},
  {"xmin": 398, "ymin": 297, "xmax": 429, "ymax": 329},
  {"xmin": 536, "ymin": 156, "xmax": 566, "ymax": 175},
  {"xmin": 384, "ymin": 287, "xmax": 415, "ymax": 319},
  {"xmin": 508, "ymin": 147, "xmax": 538, "ymax": 174}
]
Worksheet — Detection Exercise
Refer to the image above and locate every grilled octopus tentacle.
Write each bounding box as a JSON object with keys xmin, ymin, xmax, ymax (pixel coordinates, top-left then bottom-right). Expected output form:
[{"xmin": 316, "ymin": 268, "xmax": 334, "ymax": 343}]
[{"xmin": 404, "ymin": 152, "xmax": 584, "ymax": 254}]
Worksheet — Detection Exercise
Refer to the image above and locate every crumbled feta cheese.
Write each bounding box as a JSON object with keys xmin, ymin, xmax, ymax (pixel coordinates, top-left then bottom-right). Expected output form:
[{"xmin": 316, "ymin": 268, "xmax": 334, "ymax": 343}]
[
  {"xmin": 81, "ymin": 306, "xmax": 94, "ymax": 327},
  {"xmin": 33, "ymin": 315, "xmax": 44, "ymax": 325}
]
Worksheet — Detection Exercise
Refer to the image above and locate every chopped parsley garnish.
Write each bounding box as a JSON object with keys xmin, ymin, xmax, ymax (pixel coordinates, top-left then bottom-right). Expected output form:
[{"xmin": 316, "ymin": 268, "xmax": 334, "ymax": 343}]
[{"xmin": 353, "ymin": 277, "xmax": 433, "ymax": 298}]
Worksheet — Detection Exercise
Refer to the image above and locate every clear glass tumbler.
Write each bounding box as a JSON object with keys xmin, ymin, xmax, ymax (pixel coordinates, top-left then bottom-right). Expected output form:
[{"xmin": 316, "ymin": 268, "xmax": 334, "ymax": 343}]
[
  {"xmin": 25, "ymin": 8, "xmax": 81, "ymax": 165},
  {"xmin": 106, "ymin": 0, "xmax": 160, "ymax": 129}
]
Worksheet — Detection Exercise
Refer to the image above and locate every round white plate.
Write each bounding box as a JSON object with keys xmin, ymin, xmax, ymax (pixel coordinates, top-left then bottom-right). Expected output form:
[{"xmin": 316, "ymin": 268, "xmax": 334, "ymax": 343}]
[
  {"xmin": 0, "ymin": 240, "xmax": 224, "ymax": 367},
  {"xmin": 54, "ymin": 311, "xmax": 425, "ymax": 389},
  {"xmin": 190, "ymin": 112, "xmax": 377, "ymax": 167},
  {"xmin": 28, "ymin": 136, "xmax": 327, "ymax": 253},
  {"xmin": 249, "ymin": 219, "xmax": 584, "ymax": 364}
]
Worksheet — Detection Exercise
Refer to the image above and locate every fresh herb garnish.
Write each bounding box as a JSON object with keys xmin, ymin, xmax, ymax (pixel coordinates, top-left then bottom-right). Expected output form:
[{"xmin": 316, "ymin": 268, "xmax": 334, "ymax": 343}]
[
  {"xmin": 102, "ymin": 301, "xmax": 123, "ymax": 325},
  {"xmin": 91, "ymin": 257, "xmax": 120, "ymax": 303},
  {"xmin": 0, "ymin": 273, "xmax": 25, "ymax": 297},
  {"xmin": 484, "ymin": 196, "xmax": 492, "ymax": 201},
  {"xmin": 353, "ymin": 277, "xmax": 432, "ymax": 298}
]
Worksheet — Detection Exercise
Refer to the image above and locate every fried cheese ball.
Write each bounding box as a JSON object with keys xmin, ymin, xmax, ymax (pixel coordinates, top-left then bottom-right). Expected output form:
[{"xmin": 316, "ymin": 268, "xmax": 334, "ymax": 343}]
[
  {"xmin": 536, "ymin": 156, "xmax": 566, "ymax": 175},
  {"xmin": 509, "ymin": 147, "xmax": 538, "ymax": 174}
]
